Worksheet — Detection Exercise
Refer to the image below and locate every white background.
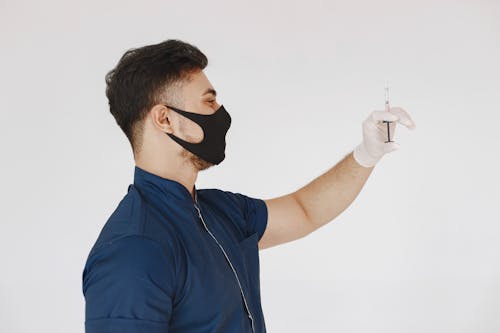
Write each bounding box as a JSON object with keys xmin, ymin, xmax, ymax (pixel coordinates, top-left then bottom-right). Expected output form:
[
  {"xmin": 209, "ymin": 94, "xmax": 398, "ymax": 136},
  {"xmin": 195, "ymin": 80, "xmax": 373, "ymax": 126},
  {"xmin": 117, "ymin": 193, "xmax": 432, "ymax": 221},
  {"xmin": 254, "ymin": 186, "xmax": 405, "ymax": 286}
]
[{"xmin": 1, "ymin": 0, "xmax": 499, "ymax": 332}]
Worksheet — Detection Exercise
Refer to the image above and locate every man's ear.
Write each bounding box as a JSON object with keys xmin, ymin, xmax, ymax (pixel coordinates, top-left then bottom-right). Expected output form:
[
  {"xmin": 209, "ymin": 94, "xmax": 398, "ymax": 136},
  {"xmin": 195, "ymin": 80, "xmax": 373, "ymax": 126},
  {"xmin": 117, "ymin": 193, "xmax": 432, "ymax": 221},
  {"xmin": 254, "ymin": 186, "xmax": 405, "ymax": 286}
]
[{"xmin": 150, "ymin": 104, "xmax": 173, "ymax": 134}]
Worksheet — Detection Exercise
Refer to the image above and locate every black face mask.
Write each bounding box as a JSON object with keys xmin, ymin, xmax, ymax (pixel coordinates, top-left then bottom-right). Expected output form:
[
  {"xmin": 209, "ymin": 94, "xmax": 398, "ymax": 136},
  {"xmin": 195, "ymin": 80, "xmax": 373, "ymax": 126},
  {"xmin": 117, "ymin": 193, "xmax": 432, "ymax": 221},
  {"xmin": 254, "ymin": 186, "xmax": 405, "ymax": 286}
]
[{"xmin": 163, "ymin": 104, "xmax": 232, "ymax": 165}]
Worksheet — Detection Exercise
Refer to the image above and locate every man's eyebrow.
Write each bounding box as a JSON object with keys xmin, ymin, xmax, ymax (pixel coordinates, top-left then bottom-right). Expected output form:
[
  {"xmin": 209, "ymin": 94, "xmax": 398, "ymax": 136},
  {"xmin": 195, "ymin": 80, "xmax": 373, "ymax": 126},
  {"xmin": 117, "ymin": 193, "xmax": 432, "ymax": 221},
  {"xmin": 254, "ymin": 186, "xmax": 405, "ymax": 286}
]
[{"xmin": 202, "ymin": 88, "xmax": 217, "ymax": 97}]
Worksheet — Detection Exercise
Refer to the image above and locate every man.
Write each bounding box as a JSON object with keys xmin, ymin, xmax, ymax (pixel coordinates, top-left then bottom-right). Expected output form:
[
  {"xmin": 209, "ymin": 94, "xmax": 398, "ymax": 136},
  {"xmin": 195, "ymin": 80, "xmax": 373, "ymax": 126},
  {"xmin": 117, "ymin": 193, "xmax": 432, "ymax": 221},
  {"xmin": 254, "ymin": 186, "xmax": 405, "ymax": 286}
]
[{"xmin": 82, "ymin": 39, "xmax": 416, "ymax": 333}]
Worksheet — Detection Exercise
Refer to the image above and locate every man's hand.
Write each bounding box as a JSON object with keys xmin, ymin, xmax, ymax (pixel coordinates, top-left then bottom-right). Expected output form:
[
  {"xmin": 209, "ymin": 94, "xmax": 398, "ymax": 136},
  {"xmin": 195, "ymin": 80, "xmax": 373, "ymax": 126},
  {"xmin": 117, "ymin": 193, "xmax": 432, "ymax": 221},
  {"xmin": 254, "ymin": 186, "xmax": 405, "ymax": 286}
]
[{"xmin": 353, "ymin": 106, "xmax": 416, "ymax": 168}]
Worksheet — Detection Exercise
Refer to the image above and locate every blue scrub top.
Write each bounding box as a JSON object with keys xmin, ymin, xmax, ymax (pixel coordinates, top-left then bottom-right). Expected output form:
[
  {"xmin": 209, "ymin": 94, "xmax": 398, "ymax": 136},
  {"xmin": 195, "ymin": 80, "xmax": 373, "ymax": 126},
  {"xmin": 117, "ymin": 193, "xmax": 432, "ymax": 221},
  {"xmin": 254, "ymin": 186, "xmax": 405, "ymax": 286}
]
[{"xmin": 82, "ymin": 166, "xmax": 269, "ymax": 333}]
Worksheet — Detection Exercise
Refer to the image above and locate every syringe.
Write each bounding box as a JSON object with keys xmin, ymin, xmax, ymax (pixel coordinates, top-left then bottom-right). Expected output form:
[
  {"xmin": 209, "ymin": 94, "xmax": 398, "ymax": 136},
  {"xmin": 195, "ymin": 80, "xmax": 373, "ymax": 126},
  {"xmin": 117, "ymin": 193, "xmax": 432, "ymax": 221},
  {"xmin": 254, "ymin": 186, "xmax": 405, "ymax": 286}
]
[{"xmin": 382, "ymin": 82, "xmax": 394, "ymax": 143}]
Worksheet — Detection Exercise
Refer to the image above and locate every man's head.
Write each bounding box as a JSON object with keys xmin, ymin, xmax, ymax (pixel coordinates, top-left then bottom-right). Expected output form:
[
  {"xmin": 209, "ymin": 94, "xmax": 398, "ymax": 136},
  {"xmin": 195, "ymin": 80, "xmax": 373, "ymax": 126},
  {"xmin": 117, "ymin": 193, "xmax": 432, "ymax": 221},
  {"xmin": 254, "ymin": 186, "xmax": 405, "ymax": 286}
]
[{"xmin": 105, "ymin": 39, "xmax": 223, "ymax": 172}]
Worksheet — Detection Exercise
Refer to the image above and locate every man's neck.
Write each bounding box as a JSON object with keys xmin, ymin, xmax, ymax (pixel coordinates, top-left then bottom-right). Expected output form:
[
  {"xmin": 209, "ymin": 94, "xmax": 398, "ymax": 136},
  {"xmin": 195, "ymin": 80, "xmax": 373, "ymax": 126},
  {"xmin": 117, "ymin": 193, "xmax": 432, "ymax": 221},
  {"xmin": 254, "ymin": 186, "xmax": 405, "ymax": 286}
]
[{"xmin": 134, "ymin": 158, "xmax": 198, "ymax": 201}]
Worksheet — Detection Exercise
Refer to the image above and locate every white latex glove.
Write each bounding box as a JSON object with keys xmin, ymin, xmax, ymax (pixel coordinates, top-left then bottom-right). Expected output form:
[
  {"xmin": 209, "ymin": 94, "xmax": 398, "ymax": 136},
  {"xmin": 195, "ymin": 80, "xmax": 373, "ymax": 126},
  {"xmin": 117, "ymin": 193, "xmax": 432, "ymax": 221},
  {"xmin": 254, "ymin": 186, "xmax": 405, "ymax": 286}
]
[{"xmin": 353, "ymin": 106, "xmax": 416, "ymax": 168}]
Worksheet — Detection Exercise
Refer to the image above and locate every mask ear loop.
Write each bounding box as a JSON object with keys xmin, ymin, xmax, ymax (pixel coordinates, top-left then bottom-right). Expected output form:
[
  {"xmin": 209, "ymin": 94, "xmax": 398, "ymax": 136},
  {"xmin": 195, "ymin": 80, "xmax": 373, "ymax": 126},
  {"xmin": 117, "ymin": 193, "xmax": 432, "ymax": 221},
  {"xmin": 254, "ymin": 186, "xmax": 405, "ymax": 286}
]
[
  {"xmin": 162, "ymin": 104, "xmax": 213, "ymax": 149},
  {"xmin": 164, "ymin": 104, "xmax": 225, "ymax": 116},
  {"xmin": 164, "ymin": 104, "xmax": 203, "ymax": 118},
  {"xmin": 163, "ymin": 104, "xmax": 208, "ymax": 141}
]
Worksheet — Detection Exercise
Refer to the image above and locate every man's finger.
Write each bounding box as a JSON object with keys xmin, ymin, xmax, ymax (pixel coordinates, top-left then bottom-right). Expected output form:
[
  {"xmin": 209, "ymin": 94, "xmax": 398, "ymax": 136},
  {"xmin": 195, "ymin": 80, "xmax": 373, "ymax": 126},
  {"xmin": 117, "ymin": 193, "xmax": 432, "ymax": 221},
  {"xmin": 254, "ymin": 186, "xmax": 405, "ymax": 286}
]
[
  {"xmin": 370, "ymin": 110, "xmax": 399, "ymax": 123},
  {"xmin": 388, "ymin": 106, "xmax": 416, "ymax": 129}
]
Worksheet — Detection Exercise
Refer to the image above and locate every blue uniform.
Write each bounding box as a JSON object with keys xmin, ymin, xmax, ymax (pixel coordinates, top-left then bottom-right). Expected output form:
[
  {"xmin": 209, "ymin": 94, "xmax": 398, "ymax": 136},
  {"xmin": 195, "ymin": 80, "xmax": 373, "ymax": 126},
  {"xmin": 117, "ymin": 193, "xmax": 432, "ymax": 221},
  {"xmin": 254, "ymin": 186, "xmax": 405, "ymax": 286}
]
[{"xmin": 82, "ymin": 166, "xmax": 268, "ymax": 333}]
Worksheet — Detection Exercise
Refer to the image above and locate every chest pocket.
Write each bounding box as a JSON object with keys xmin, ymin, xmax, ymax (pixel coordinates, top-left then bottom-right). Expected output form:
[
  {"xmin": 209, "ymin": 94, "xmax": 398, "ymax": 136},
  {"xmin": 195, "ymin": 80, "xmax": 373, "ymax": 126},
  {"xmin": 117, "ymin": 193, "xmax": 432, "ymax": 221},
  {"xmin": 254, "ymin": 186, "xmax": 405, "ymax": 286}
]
[{"xmin": 237, "ymin": 232, "xmax": 261, "ymax": 306}]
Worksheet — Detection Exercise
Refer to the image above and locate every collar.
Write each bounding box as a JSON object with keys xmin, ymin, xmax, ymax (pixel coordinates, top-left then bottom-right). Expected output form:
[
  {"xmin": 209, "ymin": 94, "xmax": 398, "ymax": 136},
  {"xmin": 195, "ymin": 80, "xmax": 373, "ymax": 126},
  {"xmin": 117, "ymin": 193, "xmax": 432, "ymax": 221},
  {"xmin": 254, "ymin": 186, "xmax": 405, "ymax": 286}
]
[{"xmin": 133, "ymin": 165, "xmax": 198, "ymax": 204}]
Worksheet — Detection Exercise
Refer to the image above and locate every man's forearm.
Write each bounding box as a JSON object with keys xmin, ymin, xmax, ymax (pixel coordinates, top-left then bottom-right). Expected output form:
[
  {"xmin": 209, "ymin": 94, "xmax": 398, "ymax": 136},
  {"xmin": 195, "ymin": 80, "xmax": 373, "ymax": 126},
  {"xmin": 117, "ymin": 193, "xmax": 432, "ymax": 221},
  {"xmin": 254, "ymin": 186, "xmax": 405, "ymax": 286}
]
[{"xmin": 294, "ymin": 150, "xmax": 374, "ymax": 230}]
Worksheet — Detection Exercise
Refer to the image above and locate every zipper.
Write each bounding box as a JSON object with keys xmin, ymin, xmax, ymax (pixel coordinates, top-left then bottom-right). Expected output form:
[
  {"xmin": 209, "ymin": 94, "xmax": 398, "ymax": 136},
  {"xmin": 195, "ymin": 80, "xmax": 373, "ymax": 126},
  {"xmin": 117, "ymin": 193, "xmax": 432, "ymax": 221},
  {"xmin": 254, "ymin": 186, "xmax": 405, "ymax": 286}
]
[{"xmin": 193, "ymin": 200, "xmax": 256, "ymax": 333}]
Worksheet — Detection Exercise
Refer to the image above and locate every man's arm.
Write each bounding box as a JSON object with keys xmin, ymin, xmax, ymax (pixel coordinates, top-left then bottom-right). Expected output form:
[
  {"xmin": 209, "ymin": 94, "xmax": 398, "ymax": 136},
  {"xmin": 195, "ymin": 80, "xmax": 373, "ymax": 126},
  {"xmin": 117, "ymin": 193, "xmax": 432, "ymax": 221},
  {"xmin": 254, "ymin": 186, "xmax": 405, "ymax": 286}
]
[
  {"xmin": 258, "ymin": 106, "xmax": 415, "ymax": 250},
  {"xmin": 83, "ymin": 235, "xmax": 176, "ymax": 332},
  {"xmin": 259, "ymin": 151, "xmax": 373, "ymax": 250}
]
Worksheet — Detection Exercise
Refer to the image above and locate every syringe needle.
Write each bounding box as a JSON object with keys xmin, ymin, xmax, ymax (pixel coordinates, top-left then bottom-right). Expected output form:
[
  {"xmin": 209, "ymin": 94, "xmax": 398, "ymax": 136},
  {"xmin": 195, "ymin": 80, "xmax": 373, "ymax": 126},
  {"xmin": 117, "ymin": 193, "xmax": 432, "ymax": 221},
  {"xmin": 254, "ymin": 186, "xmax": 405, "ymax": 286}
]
[
  {"xmin": 384, "ymin": 82, "xmax": 390, "ymax": 111},
  {"xmin": 382, "ymin": 82, "xmax": 394, "ymax": 143}
]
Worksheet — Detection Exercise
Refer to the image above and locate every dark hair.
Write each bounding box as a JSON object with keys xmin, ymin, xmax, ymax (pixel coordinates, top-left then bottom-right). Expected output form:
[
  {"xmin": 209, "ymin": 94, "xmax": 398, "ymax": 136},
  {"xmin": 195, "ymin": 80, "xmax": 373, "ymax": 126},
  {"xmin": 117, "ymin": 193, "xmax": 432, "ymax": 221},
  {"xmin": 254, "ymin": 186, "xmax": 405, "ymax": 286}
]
[{"xmin": 105, "ymin": 39, "xmax": 208, "ymax": 153}]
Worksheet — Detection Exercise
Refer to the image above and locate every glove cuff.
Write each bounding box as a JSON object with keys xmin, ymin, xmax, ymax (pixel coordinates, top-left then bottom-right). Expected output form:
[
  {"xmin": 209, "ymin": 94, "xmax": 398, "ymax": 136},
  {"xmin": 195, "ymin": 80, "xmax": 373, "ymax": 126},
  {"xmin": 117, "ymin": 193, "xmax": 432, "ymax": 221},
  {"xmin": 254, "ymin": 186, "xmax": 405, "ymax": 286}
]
[{"xmin": 353, "ymin": 142, "xmax": 380, "ymax": 168}]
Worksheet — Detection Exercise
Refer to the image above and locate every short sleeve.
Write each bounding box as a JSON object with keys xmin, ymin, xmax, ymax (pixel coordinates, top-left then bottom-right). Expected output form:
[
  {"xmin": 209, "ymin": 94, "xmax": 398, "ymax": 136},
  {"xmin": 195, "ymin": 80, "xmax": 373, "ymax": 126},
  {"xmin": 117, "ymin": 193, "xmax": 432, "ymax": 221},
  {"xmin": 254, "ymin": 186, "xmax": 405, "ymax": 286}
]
[
  {"xmin": 224, "ymin": 191, "xmax": 268, "ymax": 241},
  {"xmin": 82, "ymin": 235, "xmax": 176, "ymax": 333}
]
